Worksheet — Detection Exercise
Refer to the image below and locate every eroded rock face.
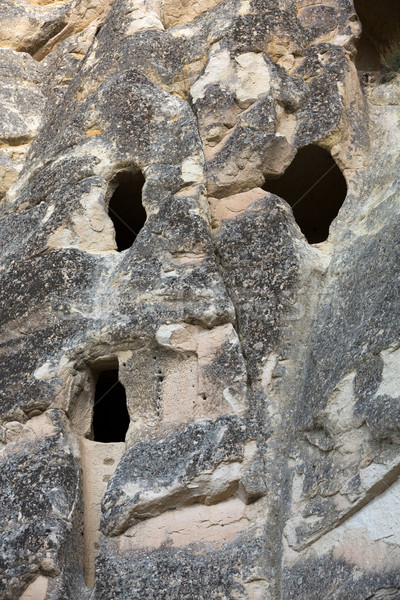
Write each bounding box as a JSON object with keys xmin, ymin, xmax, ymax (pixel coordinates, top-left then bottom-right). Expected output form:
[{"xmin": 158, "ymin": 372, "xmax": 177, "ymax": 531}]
[{"xmin": 1, "ymin": 0, "xmax": 400, "ymax": 598}]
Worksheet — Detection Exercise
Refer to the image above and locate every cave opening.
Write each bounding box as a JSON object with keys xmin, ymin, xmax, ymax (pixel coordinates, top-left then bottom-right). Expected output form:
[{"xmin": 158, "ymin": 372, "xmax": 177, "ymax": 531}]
[
  {"xmin": 354, "ymin": 0, "xmax": 400, "ymax": 75},
  {"xmin": 92, "ymin": 369, "xmax": 130, "ymax": 443},
  {"xmin": 262, "ymin": 145, "xmax": 347, "ymax": 244},
  {"xmin": 108, "ymin": 171, "xmax": 146, "ymax": 251}
]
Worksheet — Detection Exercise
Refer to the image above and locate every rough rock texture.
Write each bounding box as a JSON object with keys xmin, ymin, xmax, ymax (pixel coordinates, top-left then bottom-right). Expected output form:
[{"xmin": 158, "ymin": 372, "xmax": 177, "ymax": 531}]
[{"xmin": 1, "ymin": 0, "xmax": 400, "ymax": 598}]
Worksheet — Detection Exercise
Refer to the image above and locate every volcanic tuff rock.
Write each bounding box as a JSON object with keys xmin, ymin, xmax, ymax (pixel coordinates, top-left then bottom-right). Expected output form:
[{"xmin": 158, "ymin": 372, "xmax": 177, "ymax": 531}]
[{"xmin": 0, "ymin": 0, "xmax": 400, "ymax": 598}]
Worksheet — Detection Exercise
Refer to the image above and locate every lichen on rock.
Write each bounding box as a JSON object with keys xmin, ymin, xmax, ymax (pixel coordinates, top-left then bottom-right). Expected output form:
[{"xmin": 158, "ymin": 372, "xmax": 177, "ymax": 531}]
[{"xmin": 1, "ymin": 0, "xmax": 400, "ymax": 598}]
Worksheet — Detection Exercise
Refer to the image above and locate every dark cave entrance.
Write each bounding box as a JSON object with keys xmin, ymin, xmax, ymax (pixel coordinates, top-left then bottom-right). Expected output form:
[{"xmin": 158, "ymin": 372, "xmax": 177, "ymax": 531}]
[
  {"xmin": 108, "ymin": 171, "xmax": 146, "ymax": 251},
  {"xmin": 262, "ymin": 145, "xmax": 347, "ymax": 244},
  {"xmin": 354, "ymin": 0, "xmax": 400, "ymax": 74},
  {"xmin": 92, "ymin": 368, "xmax": 130, "ymax": 443}
]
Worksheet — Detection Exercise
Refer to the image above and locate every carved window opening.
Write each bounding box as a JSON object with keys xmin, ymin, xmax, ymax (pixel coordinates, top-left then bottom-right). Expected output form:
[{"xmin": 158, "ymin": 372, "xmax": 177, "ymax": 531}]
[
  {"xmin": 262, "ymin": 145, "xmax": 347, "ymax": 244},
  {"xmin": 354, "ymin": 0, "xmax": 400, "ymax": 75},
  {"xmin": 108, "ymin": 171, "xmax": 146, "ymax": 251},
  {"xmin": 92, "ymin": 368, "xmax": 130, "ymax": 443}
]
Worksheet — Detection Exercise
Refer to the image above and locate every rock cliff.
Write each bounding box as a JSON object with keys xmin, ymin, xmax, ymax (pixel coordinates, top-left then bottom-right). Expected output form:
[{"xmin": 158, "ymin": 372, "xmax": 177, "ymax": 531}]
[{"xmin": 1, "ymin": 0, "xmax": 400, "ymax": 598}]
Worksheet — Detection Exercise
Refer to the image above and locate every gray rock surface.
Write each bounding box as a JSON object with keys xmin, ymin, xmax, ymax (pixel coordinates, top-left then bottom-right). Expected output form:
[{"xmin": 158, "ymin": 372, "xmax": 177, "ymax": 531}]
[{"xmin": 0, "ymin": 0, "xmax": 399, "ymax": 598}]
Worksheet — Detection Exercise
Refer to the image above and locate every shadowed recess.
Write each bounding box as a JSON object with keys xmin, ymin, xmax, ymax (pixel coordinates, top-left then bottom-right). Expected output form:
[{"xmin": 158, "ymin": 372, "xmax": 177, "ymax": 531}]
[
  {"xmin": 93, "ymin": 370, "xmax": 130, "ymax": 443},
  {"xmin": 354, "ymin": 0, "xmax": 400, "ymax": 72},
  {"xmin": 262, "ymin": 145, "xmax": 347, "ymax": 244},
  {"xmin": 108, "ymin": 172, "xmax": 146, "ymax": 251}
]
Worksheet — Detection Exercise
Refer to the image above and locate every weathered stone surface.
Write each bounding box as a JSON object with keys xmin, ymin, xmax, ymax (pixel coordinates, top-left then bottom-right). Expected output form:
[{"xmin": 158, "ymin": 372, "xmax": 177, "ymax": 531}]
[
  {"xmin": 0, "ymin": 49, "xmax": 46, "ymax": 201},
  {"xmin": 101, "ymin": 416, "xmax": 254, "ymax": 535},
  {"xmin": 0, "ymin": 0, "xmax": 400, "ymax": 598},
  {"xmin": 94, "ymin": 533, "xmax": 268, "ymax": 600},
  {"xmin": 0, "ymin": 410, "xmax": 85, "ymax": 599}
]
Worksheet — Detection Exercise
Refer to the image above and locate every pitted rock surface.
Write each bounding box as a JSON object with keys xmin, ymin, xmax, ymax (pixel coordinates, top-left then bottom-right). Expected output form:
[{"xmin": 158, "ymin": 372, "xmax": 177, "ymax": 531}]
[{"xmin": 1, "ymin": 0, "xmax": 400, "ymax": 598}]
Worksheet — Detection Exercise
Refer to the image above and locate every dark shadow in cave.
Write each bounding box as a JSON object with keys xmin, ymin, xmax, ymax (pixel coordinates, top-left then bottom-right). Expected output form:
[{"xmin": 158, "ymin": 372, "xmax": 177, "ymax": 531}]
[
  {"xmin": 262, "ymin": 145, "xmax": 347, "ymax": 244},
  {"xmin": 354, "ymin": 0, "xmax": 400, "ymax": 73},
  {"xmin": 92, "ymin": 369, "xmax": 130, "ymax": 443},
  {"xmin": 108, "ymin": 171, "xmax": 146, "ymax": 251}
]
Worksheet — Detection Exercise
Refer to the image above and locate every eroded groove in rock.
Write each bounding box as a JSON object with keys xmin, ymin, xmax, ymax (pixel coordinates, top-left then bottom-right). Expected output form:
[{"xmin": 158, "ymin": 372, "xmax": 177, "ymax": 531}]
[
  {"xmin": 80, "ymin": 438, "xmax": 125, "ymax": 589},
  {"xmin": 0, "ymin": 0, "xmax": 400, "ymax": 598}
]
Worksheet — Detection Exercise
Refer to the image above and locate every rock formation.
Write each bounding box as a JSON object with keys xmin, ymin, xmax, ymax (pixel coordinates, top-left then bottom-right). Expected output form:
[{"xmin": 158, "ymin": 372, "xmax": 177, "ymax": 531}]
[{"xmin": 1, "ymin": 0, "xmax": 400, "ymax": 598}]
